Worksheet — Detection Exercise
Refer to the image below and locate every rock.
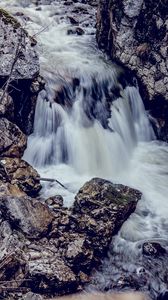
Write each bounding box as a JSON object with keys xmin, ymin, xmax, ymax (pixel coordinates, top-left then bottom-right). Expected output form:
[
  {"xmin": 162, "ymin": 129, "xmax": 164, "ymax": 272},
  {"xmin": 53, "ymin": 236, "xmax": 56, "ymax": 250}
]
[
  {"xmin": 0, "ymin": 180, "xmax": 26, "ymax": 197},
  {"xmin": 0, "ymin": 251, "xmax": 27, "ymax": 283},
  {"xmin": 67, "ymin": 27, "xmax": 85, "ymax": 35},
  {"xmin": 63, "ymin": 233, "xmax": 93, "ymax": 273},
  {"xmin": 68, "ymin": 16, "xmax": 79, "ymax": 25},
  {"xmin": 0, "ymin": 90, "xmax": 14, "ymax": 120},
  {"xmin": 0, "ymin": 8, "xmax": 39, "ymax": 79},
  {"xmin": 0, "ymin": 157, "xmax": 41, "ymax": 196},
  {"xmin": 157, "ymin": 291, "xmax": 168, "ymax": 300},
  {"xmin": 23, "ymin": 292, "xmax": 43, "ymax": 300},
  {"xmin": 96, "ymin": 0, "xmax": 168, "ymax": 141},
  {"xmin": 45, "ymin": 195, "xmax": 64, "ymax": 209},
  {"xmin": 0, "ymin": 9, "xmax": 44, "ymax": 134},
  {"xmin": 73, "ymin": 178, "xmax": 141, "ymax": 257},
  {"xmin": 0, "ymin": 118, "xmax": 27, "ymax": 158},
  {"xmin": 28, "ymin": 256, "xmax": 77, "ymax": 294},
  {"xmin": 0, "ymin": 178, "xmax": 141, "ymax": 297},
  {"xmin": 0, "ymin": 195, "xmax": 54, "ymax": 238},
  {"xmin": 46, "ymin": 292, "xmax": 147, "ymax": 300},
  {"xmin": 143, "ymin": 242, "xmax": 166, "ymax": 257}
]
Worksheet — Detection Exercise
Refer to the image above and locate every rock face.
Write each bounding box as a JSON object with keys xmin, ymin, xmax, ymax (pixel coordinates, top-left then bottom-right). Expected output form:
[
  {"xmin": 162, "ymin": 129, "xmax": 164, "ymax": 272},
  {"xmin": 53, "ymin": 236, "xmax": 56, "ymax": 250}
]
[
  {"xmin": 0, "ymin": 8, "xmax": 39, "ymax": 79},
  {"xmin": 0, "ymin": 178, "xmax": 141, "ymax": 299},
  {"xmin": 96, "ymin": 0, "xmax": 168, "ymax": 141},
  {"xmin": 0, "ymin": 8, "xmax": 43, "ymax": 134}
]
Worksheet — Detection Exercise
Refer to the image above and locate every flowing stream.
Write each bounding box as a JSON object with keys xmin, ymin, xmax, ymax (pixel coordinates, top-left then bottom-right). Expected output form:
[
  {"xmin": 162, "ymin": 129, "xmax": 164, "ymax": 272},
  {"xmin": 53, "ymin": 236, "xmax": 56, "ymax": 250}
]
[{"xmin": 1, "ymin": 0, "xmax": 168, "ymax": 298}]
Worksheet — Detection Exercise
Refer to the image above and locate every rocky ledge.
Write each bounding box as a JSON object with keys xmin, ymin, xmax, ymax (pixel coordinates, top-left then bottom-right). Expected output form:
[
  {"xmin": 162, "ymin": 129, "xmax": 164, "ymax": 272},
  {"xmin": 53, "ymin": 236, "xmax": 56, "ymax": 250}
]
[
  {"xmin": 0, "ymin": 178, "xmax": 141, "ymax": 299},
  {"xmin": 96, "ymin": 0, "xmax": 168, "ymax": 141}
]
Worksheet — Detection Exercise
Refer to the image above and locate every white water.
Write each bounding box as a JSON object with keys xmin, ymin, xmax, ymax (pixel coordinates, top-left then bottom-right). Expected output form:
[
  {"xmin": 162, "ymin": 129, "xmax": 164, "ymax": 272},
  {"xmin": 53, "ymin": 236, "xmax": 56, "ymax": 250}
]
[{"xmin": 1, "ymin": 0, "xmax": 168, "ymax": 295}]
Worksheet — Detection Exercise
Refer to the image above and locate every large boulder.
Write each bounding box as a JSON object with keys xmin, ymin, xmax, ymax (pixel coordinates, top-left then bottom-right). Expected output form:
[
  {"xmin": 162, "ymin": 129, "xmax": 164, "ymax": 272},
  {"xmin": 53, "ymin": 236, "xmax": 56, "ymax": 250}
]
[
  {"xmin": 0, "ymin": 157, "xmax": 41, "ymax": 196},
  {"xmin": 0, "ymin": 118, "xmax": 27, "ymax": 158},
  {"xmin": 72, "ymin": 178, "xmax": 141, "ymax": 258},
  {"xmin": 96, "ymin": 0, "xmax": 168, "ymax": 141}
]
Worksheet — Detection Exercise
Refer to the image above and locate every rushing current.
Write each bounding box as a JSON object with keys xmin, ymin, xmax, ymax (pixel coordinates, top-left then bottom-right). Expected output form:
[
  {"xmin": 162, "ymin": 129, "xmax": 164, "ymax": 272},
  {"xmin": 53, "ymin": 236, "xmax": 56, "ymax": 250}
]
[{"xmin": 1, "ymin": 0, "xmax": 168, "ymax": 298}]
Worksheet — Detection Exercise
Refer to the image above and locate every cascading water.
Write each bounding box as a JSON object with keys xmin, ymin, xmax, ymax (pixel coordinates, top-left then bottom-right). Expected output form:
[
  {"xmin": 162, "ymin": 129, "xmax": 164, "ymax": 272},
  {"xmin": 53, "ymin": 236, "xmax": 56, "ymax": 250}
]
[{"xmin": 1, "ymin": 0, "xmax": 168, "ymax": 298}]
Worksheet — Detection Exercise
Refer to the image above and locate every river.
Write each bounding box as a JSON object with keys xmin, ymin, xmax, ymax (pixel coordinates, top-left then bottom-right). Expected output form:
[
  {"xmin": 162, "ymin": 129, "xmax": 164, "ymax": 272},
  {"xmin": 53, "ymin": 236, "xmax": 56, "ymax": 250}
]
[{"xmin": 1, "ymin": 1, "xmax": 168, "ymax": 298}]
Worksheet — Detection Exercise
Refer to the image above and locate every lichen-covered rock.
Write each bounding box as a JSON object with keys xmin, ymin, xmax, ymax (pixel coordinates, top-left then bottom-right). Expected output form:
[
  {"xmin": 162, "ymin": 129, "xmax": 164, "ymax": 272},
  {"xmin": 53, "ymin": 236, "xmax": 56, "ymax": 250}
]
[
  {"xmin": 0, "ymin": 118, "xmax": 27, "ymax": 158},
  {"xmin": 0, "ymin": 195, "xmax": 54, "ymax": 238},
  {"xmin": 96, "ymin": 0, "xmax": 168, "ymax": 140},
  {"xmin": 0, "ymin": 157, "xmax": 41, "ymax": 196}
]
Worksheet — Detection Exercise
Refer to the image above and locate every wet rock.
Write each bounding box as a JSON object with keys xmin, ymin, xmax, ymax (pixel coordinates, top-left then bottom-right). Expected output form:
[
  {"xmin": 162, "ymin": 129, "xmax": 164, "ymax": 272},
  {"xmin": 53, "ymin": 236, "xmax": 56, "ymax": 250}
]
[
  {"xmin": 96, "ymin": 0, "xmax": 168, "ymax": 141},
  {"xmin": 67, "ymin": 27, "xmax": 85, "ymax": 35},
  {"xmin": 0, "ymin": 195, "xmax": 54, "ymax": 238},
  {"xmin": 143, "ymin": 242, "xmax": 166, "ymax": 257},
  {"xmin": 73, "ymin": 178, "xmax": 141, "ymax": 256},
  {"xmin": 0, "ymin": 90, "xmax": 14, "ymax": 120},
  {"xmin": 157, "ymin": 291, "xmax": 168, "ymax": 300},
  {"xmin": 68, "ymin": 16, "xmax": 79, "ymax": 25},
  {"xmin": 0, "ymin": 157, "xmax": 41, "ymax": 196},
  {"xmin": 0, "ymin": 118, "xmax": 27, "ymax": 158}
]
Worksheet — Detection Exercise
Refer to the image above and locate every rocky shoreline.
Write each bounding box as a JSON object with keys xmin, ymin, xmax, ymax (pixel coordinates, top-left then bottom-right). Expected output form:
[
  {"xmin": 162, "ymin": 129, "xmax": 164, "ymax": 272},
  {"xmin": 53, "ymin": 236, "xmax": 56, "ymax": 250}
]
[{"xmin": 0, "ymin": 176, "xmax": 141, "ymax": 299}]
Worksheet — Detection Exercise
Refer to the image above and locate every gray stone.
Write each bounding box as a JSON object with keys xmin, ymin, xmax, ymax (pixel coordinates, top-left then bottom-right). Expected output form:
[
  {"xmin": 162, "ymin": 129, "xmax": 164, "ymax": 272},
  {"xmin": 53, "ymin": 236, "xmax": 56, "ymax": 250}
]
[
  {"xmin": 0, "ymin": 118, "xmax": 27, "ymax": 158},
  {"xmin": 0, "ymin": 157, "xmax": 41, "ymax": 196},
  {"xmin": 0, "ymin": 195, "xmax": 54, "ymax": 238},
  {"xmin": 0, "ymin": 8, "xmax": 39, "ymax": 79}
]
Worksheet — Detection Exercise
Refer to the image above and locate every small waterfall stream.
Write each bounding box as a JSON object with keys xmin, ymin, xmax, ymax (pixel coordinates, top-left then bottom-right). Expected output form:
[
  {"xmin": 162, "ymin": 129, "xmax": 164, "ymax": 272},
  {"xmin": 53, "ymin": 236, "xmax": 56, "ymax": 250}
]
[{"xmin": 1, "ymin": 0, "xmax": 168, "ymax": 298}]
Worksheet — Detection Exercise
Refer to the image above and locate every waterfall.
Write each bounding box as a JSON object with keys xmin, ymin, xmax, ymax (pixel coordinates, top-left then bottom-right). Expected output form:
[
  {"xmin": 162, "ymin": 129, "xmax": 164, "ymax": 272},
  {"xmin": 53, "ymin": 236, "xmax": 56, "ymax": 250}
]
[
  {"xmin": 1, "ymin": 1, "xmax": 168, "ymax": 297},
  {"xmin": 24, "ymin": 77, "xmax": 155, "ymax": 176}
]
